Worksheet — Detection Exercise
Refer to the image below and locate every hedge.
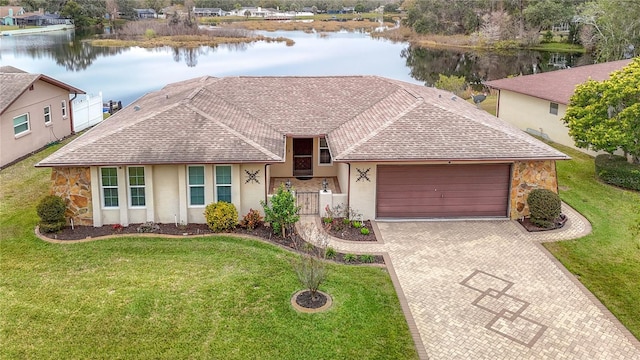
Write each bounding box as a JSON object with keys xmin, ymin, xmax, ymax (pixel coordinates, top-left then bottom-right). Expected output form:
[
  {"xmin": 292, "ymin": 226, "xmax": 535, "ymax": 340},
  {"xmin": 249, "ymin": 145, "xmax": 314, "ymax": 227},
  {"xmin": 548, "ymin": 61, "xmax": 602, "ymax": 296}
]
[{"xmin": 595, "ymin": 154, "xmax": 640, "ymax": 191}]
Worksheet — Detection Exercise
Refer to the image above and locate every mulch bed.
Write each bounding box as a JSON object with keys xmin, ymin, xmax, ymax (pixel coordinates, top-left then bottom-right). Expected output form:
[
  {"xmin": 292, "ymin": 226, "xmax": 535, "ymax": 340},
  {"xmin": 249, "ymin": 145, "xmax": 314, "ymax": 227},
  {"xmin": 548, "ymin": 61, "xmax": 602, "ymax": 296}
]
[
  {"xmin": 42, "ymin": 221, "xmax": 384, "ymax": 265},
  {"xmin": 517, "ymin": 214, "xmax": 568, "ymax": 232},
  {"xmin": 295, "ymin": 290, "xmax": 328, "ymax": 309},
  {"xmin": 323, "ymin": 219, "xmax": 377, "ymax": 242}
]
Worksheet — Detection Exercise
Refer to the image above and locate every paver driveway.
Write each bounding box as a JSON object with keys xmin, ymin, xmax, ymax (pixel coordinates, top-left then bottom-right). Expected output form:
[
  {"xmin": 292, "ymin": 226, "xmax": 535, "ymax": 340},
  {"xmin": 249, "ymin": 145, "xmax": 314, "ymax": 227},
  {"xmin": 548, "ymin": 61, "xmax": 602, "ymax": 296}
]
[{"xmin": 302, "ymin": 205, "xmax": 640, "ymax": 359}]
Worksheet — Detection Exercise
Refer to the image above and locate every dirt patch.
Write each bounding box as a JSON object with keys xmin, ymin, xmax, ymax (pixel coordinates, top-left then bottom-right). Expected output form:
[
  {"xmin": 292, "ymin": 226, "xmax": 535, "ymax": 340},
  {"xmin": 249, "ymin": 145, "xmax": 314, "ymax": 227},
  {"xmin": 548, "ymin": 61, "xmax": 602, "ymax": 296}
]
[{"xmin": 322, "ymin": 219, "xmax": 377, "ymax": 242}]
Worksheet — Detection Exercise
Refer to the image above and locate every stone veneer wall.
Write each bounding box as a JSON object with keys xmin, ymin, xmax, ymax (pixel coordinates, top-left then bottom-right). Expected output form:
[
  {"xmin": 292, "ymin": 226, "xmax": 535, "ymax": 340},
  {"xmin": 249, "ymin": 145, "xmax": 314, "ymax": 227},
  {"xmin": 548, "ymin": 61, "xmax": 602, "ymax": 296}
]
[
  {"xmin": 510, "ymin": 160, "xmax": 558, "ymax": 219},
  {"xmin": 51, "ymin": 167, "xmax": 93, "ymax": 226}
]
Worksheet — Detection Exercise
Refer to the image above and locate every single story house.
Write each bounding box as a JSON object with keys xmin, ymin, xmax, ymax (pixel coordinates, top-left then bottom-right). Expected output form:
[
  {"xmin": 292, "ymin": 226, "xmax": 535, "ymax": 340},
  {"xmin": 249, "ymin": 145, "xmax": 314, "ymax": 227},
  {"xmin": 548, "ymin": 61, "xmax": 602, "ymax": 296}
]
[
  {"xmin": 134, "ymin": 9, "xmax": 157, "ymax": 19},
  {"xmin": 193, "ymin": 7, "xmax": 224, "ymax": 17},
  {"xmin": 485, "ymin": 59, "xmax": 632, "ymax": 155},
  {"xmin": 1, "ymin": 66, "xmax": 85, "ymax": 169},
  {"xmin": 0, "ymin": 6, "xmax": 25, "ymax": 25},
  {"xmin": 37, "ymin": 76, "xmax": 568, "ymax": 227}
]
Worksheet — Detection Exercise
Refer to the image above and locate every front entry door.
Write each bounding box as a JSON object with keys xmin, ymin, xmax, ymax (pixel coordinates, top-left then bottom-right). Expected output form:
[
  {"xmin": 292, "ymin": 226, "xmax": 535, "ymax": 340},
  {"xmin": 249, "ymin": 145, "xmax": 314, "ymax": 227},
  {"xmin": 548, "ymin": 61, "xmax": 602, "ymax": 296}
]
[{"xmin": 293, "ymin": 138, "xmax": 313, "ymax": 177}]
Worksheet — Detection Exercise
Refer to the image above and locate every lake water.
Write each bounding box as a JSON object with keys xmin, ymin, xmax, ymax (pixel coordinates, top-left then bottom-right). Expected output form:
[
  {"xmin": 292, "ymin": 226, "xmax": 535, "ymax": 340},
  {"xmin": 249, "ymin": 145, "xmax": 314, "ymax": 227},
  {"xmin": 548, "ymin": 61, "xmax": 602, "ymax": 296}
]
[{"xmin": 0, "ymin": 29, "xmax": 588, "ymax": 106}]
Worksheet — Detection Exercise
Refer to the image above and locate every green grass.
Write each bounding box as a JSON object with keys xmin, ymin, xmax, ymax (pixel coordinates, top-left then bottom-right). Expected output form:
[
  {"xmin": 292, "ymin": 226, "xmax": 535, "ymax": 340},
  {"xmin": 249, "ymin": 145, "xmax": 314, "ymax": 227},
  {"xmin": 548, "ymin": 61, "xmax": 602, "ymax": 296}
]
[
  {"xmin": 528, "ymin": 42, "xmax": 586, "ymax": 53},
  {"xmin": 0, "ymin": 143, "xmax": 417, "ymax": 359},
  {"xmin": 543, "ymin": 142, "xmax": 640, "ymax": 339}
]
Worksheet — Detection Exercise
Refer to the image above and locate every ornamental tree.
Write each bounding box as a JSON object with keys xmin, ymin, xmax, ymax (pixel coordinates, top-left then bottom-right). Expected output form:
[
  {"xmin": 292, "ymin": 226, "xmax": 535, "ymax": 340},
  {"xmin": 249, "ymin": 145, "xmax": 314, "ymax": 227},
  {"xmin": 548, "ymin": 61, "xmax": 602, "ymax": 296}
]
[{"xmin": 563, "ymin": 57, "xmax": 640, "ymax": 163}]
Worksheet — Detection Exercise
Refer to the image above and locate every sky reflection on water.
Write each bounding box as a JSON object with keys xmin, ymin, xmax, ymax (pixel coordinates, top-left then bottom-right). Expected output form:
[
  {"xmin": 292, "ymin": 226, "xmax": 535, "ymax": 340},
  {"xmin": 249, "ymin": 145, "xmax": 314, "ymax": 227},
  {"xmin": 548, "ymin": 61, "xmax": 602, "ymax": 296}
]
[{"xmin": 1, "ymin": 30, "xmax": 418, "ymax": 105}]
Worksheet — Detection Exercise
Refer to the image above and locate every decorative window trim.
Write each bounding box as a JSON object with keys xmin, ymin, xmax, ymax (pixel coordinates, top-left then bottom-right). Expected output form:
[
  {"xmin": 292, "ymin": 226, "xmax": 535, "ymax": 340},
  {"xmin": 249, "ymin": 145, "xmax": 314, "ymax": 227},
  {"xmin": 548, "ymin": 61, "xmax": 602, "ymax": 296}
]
[
  {"xmin": 100, "ymin": 167, "xmax": 119, "ymax": 208},
  {"xmin": 127, "ymin": 167, "xmax": 146, "ymax": 208},
  {"xmin": 13, "ymin": 113, "xmax": 30, "ymax": 137},
  {"xmin": 215, "ymin": 165, "xmax": 232, "ymax": 203},
  {"xmin": 188, "ymin": 165, "xmax": 205, "ymax": 207},
  {"xmin": 318, "ymin": 137, "xmax": 332, "ymax": 165},
  {"xmin": 61, "ymin": 100, "xmax": 68, "ymax": 119},
  {"xmin": 44, "ymin": 105, "xmax": 52, "ymax": 125},
  {"xmin": 549, "ymin": 102, "xmax": 559, "ymax": 116}
]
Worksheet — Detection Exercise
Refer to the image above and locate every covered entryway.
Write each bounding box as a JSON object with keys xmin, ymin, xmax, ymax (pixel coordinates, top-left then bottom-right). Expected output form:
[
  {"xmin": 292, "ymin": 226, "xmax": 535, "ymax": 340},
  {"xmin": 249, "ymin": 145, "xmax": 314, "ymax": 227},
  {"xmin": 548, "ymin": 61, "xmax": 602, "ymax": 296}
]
[{"xmin": 376, "ymin": 164, "xmax": 510, "ymax": 218}]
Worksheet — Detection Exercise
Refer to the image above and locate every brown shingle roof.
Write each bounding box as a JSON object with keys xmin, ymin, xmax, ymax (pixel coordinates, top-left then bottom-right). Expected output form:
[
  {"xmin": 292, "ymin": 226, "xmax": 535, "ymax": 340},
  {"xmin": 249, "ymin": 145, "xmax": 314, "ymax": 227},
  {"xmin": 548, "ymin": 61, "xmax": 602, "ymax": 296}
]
[
  {"xmin": 485, "ymin": 59, "xmax": 632, "ymax": 104},
  {"xmin": 0, "ymin": 66, "xmax": 85, "ymax": 115},
  {"xmin": 38, "ymin": 75, "xmax": 568, "ymax": 167}
]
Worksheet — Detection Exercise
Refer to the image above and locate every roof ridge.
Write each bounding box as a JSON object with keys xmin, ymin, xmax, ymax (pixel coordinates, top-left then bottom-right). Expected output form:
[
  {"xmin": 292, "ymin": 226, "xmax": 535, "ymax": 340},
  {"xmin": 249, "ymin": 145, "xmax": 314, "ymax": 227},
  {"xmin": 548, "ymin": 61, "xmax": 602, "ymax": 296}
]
[
  {"xmin": 334, "ymin": 92, "xmax": 424, "ymax": 159},
  {"xmin": 37, "ymin": 101, "xmax": 185, "ymax": 166},
  {"xmin": 184, "ymin": 103, "xmax": 282, "ymax": 161},
  {"xmin": 430, "ymin": 94, "xmax": 568, "ymax": 157},
  {"xmin": 196, "ymin": 83, "xmax": 283, "ymax": 138}
]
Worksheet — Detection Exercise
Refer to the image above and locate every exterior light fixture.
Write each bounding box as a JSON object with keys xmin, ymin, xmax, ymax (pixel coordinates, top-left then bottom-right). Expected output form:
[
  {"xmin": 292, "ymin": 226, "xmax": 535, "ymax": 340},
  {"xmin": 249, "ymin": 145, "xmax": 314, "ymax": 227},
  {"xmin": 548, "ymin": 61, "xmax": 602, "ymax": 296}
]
[{"xmin": 322, "ymin": 178, "xmax": 329, "ymax": 192}]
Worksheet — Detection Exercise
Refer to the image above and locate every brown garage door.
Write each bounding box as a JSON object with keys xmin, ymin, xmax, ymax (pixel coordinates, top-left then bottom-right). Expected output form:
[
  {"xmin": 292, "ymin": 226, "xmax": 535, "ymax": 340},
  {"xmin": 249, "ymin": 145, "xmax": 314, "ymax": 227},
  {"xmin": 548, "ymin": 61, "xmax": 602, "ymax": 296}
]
[{"xmin": 376, "ymin": 164, "xmax": 510, "ymax": 218}]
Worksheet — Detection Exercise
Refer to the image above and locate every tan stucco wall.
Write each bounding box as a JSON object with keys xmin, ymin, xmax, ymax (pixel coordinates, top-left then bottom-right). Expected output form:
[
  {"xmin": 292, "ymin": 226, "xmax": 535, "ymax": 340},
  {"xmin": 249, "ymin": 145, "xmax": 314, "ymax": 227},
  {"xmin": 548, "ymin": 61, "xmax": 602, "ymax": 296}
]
[
  {"xmin": 240, "ymin": 163, "xmax": 266, "ymax": 216},
  {"xmin": 496, "ymin": 90, "xmax": 603, "ymax": 156},
  {"xmin": 348, "ymin": 162, "xmax": 378, "ymax": 220},
  {"xmin": 269, "ymin": 137, "xmax": 339, "ymax": 177},
  {"xmin": 1, "ymin": 79, "xmax": 73, "ymax": 167},
  {"xmin": 83, "ymin": 164, "xmax": 268, "ymax": 226},
  {"xmin": 510, "ymin": 160, "xmax": 558, "ymax": 219},
  {"xmin": 51, "ymin": 167, "xmax": 93, "ymax": 226}
]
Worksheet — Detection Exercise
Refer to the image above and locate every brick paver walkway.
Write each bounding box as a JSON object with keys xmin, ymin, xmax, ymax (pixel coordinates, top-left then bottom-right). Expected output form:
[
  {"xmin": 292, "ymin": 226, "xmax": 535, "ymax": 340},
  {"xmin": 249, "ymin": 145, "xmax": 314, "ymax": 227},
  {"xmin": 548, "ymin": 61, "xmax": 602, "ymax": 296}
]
[{"xmin": 298, "ymin": 203, "xmax": 640, "ymax": 359}]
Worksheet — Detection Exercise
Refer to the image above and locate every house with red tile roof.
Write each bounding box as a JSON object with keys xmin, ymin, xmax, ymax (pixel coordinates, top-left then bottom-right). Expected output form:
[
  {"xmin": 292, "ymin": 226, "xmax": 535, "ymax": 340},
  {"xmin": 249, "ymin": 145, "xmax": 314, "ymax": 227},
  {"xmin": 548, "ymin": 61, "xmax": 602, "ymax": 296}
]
[
  {"xmin": 485, "ymin": 59, "xmax": 632, "ymax": 155},
  {"xmin": 1, "ymin": 66, "xmax": 85, "ymax": 169},
  {"xmin": 37, "ymin": 76, "xmax": 568, "ymax": 227}
]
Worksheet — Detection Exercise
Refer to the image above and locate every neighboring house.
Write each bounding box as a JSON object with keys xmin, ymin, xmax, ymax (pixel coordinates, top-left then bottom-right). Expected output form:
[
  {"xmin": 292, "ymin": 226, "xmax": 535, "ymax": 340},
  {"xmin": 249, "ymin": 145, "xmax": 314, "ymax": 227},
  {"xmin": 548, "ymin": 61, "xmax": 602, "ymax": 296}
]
[
  {"xmin": 37, "ymin": 76, "xmax": 568, "ymax": 228},
  {"xmin": 134, "ymin": 8, "xmax": 156, "ymax": 19},
  {"xmin": 0, "ymin": 6, "xmax": 25, "ymax": 25},
  {"xmin": 193, "ymin": 7, "xmax": 223, "ymax": 17},
  {"xmin": 0, "ymin": 66, "xmax": 85, "ymax": 169},
  {"xmin": 15, "ymin": 12, "xmax": 72, "ymax": 26},
  {"xmin": 486, "ymin": 59, "xmax": 632, "ymax": 155}
]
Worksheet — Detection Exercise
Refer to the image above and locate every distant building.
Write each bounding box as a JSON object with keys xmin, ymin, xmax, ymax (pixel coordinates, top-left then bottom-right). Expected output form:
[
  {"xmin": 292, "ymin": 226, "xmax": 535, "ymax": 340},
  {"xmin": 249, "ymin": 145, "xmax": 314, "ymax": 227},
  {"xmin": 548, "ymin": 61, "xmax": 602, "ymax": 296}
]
[
  {"xmin": 134, "ymin": 9, "xmax": 157, "ymax": 19},
  {"xmin": 0, "ymin": 6, "xmax": 25, "ymax": 25},
  {"xmin": 193, "ymin": 7, "xmax": 224, "ymax": 17}
]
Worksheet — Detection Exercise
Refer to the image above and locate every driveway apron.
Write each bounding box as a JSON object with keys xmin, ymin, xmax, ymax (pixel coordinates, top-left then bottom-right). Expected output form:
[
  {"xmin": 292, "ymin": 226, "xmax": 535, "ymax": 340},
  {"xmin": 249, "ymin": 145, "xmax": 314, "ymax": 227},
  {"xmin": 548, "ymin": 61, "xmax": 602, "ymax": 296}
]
[{"xmin": 301, "ymin": 204, "xmax": 640, "ymax": 359}]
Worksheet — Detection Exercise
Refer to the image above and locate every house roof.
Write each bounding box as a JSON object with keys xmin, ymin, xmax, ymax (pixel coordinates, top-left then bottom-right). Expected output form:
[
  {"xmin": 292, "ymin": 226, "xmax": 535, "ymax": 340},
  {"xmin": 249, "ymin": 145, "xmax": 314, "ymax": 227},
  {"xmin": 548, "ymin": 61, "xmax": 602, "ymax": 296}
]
[
  {"xmin": 0, "ymin": 66, "xmax": 85, "ymax": 115},
  {"xmin": 37, "ymin": 76, "xmax": 568, "ymax": 167},
  {"xmin": 485, "ymin": 59, "xmax": 632, "ymax": 105},
  {"xmin": 0, "ymin": 6, "xmax": 23, "ymax": 18}
]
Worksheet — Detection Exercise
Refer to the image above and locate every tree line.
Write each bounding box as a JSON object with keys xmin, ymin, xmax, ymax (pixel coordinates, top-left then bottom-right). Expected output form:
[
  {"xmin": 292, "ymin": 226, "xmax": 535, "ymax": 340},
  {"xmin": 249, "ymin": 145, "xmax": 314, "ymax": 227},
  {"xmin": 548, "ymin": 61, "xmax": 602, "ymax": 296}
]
[
  {"xmin": 402, "ymin": 0, "xmax": 639, "ymax": 61},
  {"xmin": 6, "ymin": 0, "xmax": 638, "ymax": 61}
]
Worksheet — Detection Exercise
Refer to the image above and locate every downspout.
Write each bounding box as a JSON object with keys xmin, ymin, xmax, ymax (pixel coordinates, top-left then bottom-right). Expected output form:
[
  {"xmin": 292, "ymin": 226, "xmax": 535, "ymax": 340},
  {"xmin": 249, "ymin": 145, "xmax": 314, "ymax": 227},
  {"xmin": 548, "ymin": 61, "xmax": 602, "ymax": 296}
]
[
  {"xmin": 69, "ymin": 92, "xmax": 79, "ymax": 134},
  {"xmin": 494, "ymin": 90, "xmax": 501, "ymax": 117},
  {"xmin": 347, "ymin": 163, "xmax": 351, "ymax": 210},
  {"xmin": 264, "ymin": 164, "xmax": 270, "ymax": 203}
]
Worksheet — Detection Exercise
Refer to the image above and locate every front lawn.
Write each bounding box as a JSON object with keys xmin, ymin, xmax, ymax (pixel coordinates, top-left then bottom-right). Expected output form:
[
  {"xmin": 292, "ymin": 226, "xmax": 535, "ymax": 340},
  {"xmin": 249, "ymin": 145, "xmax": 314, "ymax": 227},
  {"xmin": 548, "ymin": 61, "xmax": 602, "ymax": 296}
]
[
  {"xmin": 0, "ymin": 143, "xmax": 417, "ymax": 359},
  {"xmin": 544, "ymin": 143, "xmax": 640, "ymax": 339}
]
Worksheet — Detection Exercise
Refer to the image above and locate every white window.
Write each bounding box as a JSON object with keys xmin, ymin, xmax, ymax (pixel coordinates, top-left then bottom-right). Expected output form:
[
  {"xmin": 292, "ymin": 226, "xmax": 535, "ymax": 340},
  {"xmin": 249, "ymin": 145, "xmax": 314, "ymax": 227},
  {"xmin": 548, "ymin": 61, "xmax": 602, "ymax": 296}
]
[
  {"xmin": 128, "ymin": 167, "xmax": 145, "ymax": 207},
  {"xmin": 549, "ymin": 102, "xmax": 558, "ymax": 115},
  {"xmin": 44, "ymin": 105, "xmax": 51, "ymax": 124},
  {"xmin": 100, "ymin": 167, "xmax": 119, "ymax": 208},
  {"xmin": 319, "ymin": 137, "xmax": 332, "ymax": 165},
  {"xmin": 13, "ymin": 113, "xmax": 30, "ymax": 136},
  {"xmin": 188, "ymin": 166, "xmax": 205, "ymax": 206},
  {"xmin": 61, "ymin": 100, "xmax": 67, "ymax": 118},
  {"xmin": 215, "ymin": 165, "xmax": 232, "ymax": 203}
]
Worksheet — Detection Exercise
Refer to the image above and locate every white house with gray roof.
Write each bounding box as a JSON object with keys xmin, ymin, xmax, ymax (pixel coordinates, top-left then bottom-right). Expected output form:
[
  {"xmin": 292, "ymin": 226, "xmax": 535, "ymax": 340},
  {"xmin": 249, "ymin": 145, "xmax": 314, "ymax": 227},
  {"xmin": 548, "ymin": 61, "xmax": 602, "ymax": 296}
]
[{"xmin": 37, "ymin": 76, "xmax": 568, "ymax": 228}]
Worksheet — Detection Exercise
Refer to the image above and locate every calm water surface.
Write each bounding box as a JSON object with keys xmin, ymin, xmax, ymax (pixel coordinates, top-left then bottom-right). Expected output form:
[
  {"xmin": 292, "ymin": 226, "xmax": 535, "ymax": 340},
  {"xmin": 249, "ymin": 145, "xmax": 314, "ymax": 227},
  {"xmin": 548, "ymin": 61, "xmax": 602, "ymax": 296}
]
[{"xmin": 0, "ymin": 29, "xmax": 588, "ymax": 106}]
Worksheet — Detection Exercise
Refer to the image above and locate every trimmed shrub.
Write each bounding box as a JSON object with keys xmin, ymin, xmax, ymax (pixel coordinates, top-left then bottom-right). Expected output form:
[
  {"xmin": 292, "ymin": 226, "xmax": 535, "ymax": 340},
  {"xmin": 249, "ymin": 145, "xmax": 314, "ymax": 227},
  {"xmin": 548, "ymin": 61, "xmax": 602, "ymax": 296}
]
[
  {"xmin": 240, "ymin": 208, "xmax": 263, "ymax": 230},
  {"xmin": 360, "ymin": 227, "xmax": 370, "ymax": 235},
  {"xmin": 343, "ymin": 253, "xmax": 357, "ymax": 263},
  {"xmin": 359, "ymin": 254, "xmax": 375, "ymax": 263},
  {"xmin": 36, "ymin": 195, "xmax": 66, "ymax": 233},
  {"xmin": 527, "ymin": 189, "xmax": 561, "ymax": 228},
  {"xmin": 595, "ymin": 154, "xmax": 640, "ymax": 191},
  {"xmin": 204, "ymin": 201, "xmax": 238, "ymax": 232}
]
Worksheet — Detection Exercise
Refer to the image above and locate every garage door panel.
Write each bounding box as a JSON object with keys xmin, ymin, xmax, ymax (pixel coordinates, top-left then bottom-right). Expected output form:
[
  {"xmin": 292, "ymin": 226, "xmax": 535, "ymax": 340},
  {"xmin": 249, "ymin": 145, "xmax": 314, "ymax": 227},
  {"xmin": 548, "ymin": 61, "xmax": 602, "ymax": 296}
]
[{"xmin": 376, "ymin": 164, "xmax": 510, "ymax": 218}]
